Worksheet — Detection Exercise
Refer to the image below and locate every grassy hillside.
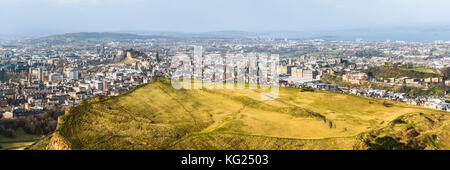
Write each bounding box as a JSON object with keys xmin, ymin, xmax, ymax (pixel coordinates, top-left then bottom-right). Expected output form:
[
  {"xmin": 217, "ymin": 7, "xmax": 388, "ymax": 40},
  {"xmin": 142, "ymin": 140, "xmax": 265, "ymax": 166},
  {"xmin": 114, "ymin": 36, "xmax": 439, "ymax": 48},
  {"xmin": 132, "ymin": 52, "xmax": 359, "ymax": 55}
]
[
  {"xmin": 48, "ymin": 78, "xmax": 449, "ymax": 150},
  {"xmin": 365, "ymin": 64, "xmax": 440, "ymax": 79},
  {"xmin": 0, "ymin": 129, "xmax": 42, "ymax": 150}
]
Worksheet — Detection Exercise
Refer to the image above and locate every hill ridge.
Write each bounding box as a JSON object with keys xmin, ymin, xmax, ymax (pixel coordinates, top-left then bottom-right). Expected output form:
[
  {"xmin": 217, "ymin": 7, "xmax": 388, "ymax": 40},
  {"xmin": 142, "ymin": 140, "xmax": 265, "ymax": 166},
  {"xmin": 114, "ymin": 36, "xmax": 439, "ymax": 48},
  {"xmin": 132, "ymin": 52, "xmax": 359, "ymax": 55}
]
[{"xmin": 46, "ymin": 78, "xmax": 449, "ymax": 150}]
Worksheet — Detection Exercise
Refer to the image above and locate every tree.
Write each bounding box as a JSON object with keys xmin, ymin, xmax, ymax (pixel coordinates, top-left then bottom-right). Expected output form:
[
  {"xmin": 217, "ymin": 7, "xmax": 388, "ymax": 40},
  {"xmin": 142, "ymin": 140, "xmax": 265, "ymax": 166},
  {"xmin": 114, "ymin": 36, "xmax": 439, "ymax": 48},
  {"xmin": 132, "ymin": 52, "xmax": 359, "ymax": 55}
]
[
  {"xmin": 0, "ymin": 106, "xmax": 65, "ymax": 137},
  {"xmin": 441, "ymin": 67, "xmax": 450, "ymax": 79}
]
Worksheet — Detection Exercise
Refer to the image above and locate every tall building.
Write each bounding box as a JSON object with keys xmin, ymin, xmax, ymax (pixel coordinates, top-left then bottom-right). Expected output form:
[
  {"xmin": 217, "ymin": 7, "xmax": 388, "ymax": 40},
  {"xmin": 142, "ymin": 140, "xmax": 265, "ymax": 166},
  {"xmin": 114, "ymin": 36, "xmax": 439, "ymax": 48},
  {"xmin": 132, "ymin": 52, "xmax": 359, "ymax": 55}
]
[
  {"xmin": 41, "ymin": 68, "xmax": 48, "ymax": 82},
  {"xmin": 28, "ymin": 67, "xmax": 32, "ymax": 81},
  {"xmin": 302, "ymin": 70, "xmax": 318, "ymax": 79},
  {"xmin": 49, "ymin": 73, "xmax": 63, "ymax": 82},
  {"xmin": 67, "ymin": 68, "xmax": 78, "ymax": 81},
  {"xmin": 156, "ymin": 51, "xmax": 160, "ymax": 62},
  {"xmin": 102, "ymin": 80, "xmax": 108, "ymax": 92},
  {"xmin": 95, "ymin": 80, "xmax": 103, "ymax": 91},
  {"xmin": 37, "ymin": 68, "xmax": 43, "ymax": 83},
  {"xmin": 278, "ymin": 65, "xmax": 287, "ymax": 75},
  {"xmin": 291, "ymin": 67, "xmax": 303, "ymax": 78},
  {"xmin": 0, "ymin": 68, "xmax": 7, "ymax": 83},
  {"xmin": 286, "ymin": 65, "xmax": 297, "ymax": 75}
]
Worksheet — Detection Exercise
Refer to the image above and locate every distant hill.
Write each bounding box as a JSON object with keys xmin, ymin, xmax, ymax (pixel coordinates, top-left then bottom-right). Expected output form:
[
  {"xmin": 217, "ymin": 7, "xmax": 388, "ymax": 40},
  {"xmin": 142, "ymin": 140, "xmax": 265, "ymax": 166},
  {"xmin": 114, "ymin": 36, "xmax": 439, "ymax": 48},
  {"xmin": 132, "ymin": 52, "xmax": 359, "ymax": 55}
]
[
  {"xmin": 53, "ymin": 32, "xmax": 146, "ymax": 39},
  {"xmin": 135, "ymin": 30, "xmax": 259, "ymax": 39},
  {"xmin": 29, "ymin": 32, "xmax": 167, "ymax": 44},
  {"xmin": 26, "ymin": 31, "xmax": 262, "ymax": 44},
  {"xmin": 46, "ymin": 79, "xmax": 449, "ymax": 150}
]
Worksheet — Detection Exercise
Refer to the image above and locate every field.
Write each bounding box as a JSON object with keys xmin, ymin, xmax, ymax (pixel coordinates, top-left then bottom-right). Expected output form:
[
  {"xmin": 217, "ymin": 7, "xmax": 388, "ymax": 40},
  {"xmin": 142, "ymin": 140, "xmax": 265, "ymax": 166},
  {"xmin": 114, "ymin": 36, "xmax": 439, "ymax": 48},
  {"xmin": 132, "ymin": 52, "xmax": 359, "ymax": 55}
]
[
  {"xmin": 366, "ymin": 65, "xmax": 440, "ymax": 79},
  {"xmin": 307, "ymin": 50, "xmax": 341, "ymax": 56},
  {"xmin": 407, "ymin": 67, "xmax": 438, "ymax": 74},
  {"xmin": 0, "ymin": 129, "xmax": 41, "ymax": 150},
  {"xmin": 48, "ymin": 78, "xmax": 449, "ymax": 150}
]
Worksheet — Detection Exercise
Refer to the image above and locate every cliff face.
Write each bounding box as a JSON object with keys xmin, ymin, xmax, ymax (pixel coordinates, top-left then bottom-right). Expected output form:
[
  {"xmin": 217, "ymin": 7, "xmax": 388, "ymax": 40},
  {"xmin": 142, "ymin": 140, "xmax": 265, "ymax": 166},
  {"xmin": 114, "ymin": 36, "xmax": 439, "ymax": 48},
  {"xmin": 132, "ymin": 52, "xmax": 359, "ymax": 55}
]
[
  {"xmin": 46, "ymin": 116, "xmax": 71, "ymax": 150},
  {"xmin": 46, "ymin": 132, "xmax": 71, "ymax": 150},
  {"xmin": 353, "ymin": 112, "xmax": 450, "ymax": 150},
  {"xmin": 114, "ymin": 49, "xmax": 147, "ymax": 63}
]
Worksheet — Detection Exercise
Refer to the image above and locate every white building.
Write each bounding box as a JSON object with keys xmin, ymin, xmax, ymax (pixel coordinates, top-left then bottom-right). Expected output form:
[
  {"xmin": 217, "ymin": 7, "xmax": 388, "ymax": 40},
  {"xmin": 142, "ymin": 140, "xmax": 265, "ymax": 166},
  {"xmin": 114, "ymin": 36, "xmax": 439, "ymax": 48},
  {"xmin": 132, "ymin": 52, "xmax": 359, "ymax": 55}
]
[
  {"xmin": 2, "ymin": 112, "xmax": 13, "ymax": 119},
  {"xmin": 49, "ymin": 73, "xmax": 63, "ymax": 82},
  {"xmin": 423, "ymin": 98, "xmax": 449, "ymax": 111},
  {"xmin": 67, "ymin": 68, "xmax": 78, "ymax": 80}
]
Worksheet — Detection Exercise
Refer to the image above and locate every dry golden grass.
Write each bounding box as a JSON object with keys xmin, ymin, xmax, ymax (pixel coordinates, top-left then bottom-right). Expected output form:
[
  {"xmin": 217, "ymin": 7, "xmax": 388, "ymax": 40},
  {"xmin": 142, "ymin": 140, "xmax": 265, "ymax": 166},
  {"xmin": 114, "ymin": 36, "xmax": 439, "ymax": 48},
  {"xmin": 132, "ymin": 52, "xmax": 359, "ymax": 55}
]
[{"xmin": 53, "ymin": 78, "xmax": 449, "ymax": 150}]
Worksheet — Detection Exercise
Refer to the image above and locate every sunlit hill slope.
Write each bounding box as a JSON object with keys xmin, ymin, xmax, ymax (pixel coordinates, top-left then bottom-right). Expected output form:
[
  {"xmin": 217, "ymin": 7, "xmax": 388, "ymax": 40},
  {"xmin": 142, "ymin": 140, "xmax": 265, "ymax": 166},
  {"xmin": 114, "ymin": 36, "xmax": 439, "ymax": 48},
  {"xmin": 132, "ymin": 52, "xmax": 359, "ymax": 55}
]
[{"xmin": 46, "ymin": 79, "xmax": 449, "ymax": 150}]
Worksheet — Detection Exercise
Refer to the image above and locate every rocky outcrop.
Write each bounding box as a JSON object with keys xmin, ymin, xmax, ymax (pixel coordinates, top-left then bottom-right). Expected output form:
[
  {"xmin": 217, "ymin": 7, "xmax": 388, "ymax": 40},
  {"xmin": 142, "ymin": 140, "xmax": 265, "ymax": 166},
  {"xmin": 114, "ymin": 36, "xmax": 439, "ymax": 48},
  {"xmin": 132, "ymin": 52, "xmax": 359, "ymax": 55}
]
[
  {"xmin": 46, "ymin": 132, "xmax": 71, "ymax": 150},
  {"xmin": 114, "ymin": 49, "xmax": 147, "ymax": 63},
  {"xmin": 354, "ymin": 112, "xmax": 449, "ymax": 150},
  {"xmin": 46, "ymin": 116, "xmax": 72, "ymax": 150}
]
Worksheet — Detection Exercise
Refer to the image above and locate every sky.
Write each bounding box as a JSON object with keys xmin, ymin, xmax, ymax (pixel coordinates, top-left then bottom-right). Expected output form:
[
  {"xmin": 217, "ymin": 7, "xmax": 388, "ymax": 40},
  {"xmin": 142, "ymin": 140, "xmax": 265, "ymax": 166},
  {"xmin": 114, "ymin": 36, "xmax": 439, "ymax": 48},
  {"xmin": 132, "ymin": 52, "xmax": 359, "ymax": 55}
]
[{"xmin": 1, "ymin": 0, "xmax": 450, "ymax": 36}]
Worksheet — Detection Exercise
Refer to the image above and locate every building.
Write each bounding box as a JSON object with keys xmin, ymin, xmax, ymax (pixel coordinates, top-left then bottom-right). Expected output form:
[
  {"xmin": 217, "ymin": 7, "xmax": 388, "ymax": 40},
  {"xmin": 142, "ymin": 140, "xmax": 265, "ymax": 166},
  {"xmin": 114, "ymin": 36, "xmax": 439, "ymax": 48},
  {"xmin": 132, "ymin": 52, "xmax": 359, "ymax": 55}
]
[
  {"xmin": 405, "ymin": 78, "xmax": 417, "ymax": 84},
  {"xmin": 431, "ymin": 77, "xmax": 442, "ymax": 83},
  {"xmin": 343, "ymin": 72, "xmax": 367, "ymax": 84},
  {"xmin": 0, "ymin": 68, "xmax": 7, "ymax": 83},
  {"xmin": 2, "ymin": 112, "xmax": 13, "ymax": 119},
  {"xmin": 37, "ymin": 67, "xmax": 43, "ymax": 82},
  {"xmin": 302, "ymin": 70, "xmax": 318, "ymax": 79},
  {"xmin": 422, "ymin": 98, "xmax": 449, "ymax": 111},
  {"xmin": 49, "ymin": 73, "xmax": 63, "ymax": 82},
  {"xmin": 278, "ymin": 65, "xmax": 288, "ymax": 75},
  {"xmin": 425, "ymin": 77, "xmax": 443, "ymax": 83},
  {"xmin": 290, "ymin": 67, "xmax": 303, "ymax": 78},
  {"xmin": 287, "ymin": 66, "xmax": 318, "ymax": 79},
  {"xmin": 286, "ymin": 65, "xmax": 296, "ymax": 75},
  {"xmin": 11, "ymin": 107, "xmax": 43, "ymax": 117},
  {"xmin": 67, "ymin": 68, "xmax": 78, "ymax": 80},
  {"xmin": 94, "ymin": 80, "xmax": 104, "ymax": 90}
]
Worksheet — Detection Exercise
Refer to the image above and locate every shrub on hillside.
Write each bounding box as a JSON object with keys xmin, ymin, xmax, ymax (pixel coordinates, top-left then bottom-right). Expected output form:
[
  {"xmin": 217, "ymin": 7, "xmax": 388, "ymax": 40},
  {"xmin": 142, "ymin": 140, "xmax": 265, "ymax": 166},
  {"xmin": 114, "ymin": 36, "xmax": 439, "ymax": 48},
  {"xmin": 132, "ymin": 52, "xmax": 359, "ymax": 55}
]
[
  {"xmin": 300, "ymin": 88, "xmax": 315, "ymax": 92},
  {"xmin": 382, "ymin": 101, "xmax": 393, "ymax": 107}
]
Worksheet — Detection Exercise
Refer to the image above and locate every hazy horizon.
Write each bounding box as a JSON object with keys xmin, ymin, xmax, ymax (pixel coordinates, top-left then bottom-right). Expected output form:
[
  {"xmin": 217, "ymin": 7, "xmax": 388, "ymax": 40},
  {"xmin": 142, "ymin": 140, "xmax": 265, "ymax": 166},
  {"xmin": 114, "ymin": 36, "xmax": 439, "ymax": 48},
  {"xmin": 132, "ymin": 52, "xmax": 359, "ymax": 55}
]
[{"xmin": 1, "ymin": 0, "xmax": 450, "ymax": 40}]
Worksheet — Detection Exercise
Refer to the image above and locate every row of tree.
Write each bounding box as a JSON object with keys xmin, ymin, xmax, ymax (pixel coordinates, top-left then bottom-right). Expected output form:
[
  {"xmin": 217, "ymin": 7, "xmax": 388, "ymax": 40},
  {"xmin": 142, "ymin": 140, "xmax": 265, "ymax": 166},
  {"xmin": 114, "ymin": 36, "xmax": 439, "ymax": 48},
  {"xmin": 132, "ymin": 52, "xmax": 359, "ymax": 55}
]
[
  {"xmin": 0, "ymin": 106, "xmax": 65, "ymax": 138},
  {"xmin": 442, "ymin": 67, "xmax": 450, "ymax": 80}
]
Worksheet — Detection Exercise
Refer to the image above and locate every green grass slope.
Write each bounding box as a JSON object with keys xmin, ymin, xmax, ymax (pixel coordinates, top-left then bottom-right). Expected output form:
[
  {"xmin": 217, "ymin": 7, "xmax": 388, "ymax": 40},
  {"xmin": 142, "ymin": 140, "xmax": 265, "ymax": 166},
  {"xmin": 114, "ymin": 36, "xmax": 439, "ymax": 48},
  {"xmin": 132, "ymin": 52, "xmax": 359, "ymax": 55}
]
[
  {"xmin": 0, "ymin": 128, "xmax": 41, "ymax": 150},
  {"xmin": 47, "ymin": 78, "xmax": 449, "ymax": 150}
]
